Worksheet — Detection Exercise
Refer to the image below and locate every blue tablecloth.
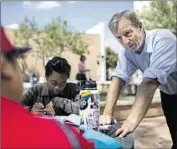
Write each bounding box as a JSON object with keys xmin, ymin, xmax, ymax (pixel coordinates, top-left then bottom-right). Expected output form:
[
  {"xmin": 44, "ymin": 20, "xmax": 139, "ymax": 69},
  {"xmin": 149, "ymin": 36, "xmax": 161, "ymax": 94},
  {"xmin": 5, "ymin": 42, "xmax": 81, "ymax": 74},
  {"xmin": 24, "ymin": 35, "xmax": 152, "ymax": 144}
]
[
  {"xmin": 39, "ymin": 115, "xmax": 133, "ymax": 149},
  {"xmin": 83, "ymin": 129, "xmax": 122, "ymax": 149}
]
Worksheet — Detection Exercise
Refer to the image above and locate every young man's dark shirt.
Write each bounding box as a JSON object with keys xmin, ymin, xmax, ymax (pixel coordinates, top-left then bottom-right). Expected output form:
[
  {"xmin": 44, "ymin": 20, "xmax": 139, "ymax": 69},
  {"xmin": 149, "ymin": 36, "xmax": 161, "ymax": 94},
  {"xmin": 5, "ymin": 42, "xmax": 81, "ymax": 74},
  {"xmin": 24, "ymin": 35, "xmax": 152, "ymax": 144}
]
[{"xmin": 21, "ymin": 83, "xmax": 80, "ymax": 116}]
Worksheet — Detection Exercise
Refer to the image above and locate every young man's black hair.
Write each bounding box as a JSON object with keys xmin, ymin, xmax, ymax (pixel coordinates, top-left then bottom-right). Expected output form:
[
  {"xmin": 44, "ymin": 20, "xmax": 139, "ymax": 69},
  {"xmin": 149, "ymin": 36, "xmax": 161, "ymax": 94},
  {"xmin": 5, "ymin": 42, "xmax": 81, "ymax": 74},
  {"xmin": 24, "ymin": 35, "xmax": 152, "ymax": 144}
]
[{"xmin": 45, "ymin": 57, "xmax": 71, "ymax": 78}]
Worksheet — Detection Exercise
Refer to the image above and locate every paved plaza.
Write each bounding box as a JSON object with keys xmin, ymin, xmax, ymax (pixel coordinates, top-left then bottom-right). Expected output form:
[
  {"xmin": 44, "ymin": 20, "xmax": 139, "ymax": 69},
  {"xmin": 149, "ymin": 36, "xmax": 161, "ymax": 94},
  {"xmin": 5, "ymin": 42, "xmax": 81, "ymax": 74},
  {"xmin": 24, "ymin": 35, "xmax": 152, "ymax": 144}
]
[{"xmin": 133, "ymin": 116, "xmax": 172, "ymax": 149}]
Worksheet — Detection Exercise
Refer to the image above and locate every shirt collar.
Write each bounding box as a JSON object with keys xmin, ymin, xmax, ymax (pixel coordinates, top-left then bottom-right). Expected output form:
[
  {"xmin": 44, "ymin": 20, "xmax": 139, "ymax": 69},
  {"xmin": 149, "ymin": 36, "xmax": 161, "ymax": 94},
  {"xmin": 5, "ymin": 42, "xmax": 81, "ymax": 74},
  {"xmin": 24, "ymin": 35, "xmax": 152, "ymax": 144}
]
[
  {"xmin": 142, "ymin": 30, "xmax": 153, "ymax": 53},
  {"xmin": 134, "ymin": 30, "xmax": 152, "ymax": 54},
  {"xmin": 134, "ymin": 30, "xmax": 146, "ymax": 54}
]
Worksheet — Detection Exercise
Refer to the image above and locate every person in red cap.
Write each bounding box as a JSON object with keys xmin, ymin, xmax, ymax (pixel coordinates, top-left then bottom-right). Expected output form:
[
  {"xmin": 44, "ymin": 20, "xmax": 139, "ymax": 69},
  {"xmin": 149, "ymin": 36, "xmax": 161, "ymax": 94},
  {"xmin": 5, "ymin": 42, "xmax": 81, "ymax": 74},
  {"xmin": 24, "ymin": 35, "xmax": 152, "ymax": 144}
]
[{"xmin": 1, "ymin": 26, "xmax": 94, "ymax": 149}]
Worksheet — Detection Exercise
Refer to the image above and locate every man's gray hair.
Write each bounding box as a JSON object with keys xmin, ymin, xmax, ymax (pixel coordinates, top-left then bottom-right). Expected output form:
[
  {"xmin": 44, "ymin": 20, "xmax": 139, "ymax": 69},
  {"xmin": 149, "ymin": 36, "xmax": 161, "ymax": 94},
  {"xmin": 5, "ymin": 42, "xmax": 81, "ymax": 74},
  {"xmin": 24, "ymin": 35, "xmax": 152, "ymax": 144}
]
[{"xmin": 108, "ymin": 10, "xmax": 142, "ymax": 35}]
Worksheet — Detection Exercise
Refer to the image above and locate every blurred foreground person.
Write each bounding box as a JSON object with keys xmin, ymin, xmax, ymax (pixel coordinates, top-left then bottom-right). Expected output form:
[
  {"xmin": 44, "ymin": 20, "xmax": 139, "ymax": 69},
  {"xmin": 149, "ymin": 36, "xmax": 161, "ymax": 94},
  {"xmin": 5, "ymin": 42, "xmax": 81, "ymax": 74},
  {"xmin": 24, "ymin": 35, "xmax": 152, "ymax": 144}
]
[{"xmin": 1, "ymin": 26, "xmax": 93, "ymax": 149}]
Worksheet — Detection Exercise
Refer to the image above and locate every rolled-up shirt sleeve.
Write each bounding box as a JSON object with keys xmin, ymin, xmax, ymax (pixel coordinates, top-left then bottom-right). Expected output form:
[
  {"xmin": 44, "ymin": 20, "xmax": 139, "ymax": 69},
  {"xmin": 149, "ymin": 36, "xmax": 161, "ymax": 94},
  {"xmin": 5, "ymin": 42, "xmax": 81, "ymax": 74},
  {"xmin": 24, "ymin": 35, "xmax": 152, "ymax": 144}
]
[
  {"xmin": 112, "ymin": 51, "xmax": 138, "ymax": 83},
  {"xmin": 143, "ymin": 37, "xmax": 177, "ymax": 85}
]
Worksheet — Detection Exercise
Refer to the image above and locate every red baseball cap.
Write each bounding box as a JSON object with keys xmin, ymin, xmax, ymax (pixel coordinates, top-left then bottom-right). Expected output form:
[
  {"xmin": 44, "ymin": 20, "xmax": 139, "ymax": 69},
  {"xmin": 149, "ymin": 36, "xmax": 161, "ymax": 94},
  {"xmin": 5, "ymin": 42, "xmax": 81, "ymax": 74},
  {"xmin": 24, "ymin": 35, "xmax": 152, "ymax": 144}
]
[{"xmin": 1, "ymin": 26, "xmax": 31, "ymax": 55}]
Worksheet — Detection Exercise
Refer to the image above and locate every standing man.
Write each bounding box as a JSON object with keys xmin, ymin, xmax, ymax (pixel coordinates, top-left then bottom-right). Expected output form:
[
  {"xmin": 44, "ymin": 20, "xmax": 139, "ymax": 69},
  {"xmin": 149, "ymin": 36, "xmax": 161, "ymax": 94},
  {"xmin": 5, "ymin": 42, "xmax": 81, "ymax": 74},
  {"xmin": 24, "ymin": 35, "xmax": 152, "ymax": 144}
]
[
  {"xmin": 100, "ymin": 10, "xmax": 177, "ymax": 149},
  {"xmin": 1, "ymin": 26, "xmax": 93, "ymax": 149}
]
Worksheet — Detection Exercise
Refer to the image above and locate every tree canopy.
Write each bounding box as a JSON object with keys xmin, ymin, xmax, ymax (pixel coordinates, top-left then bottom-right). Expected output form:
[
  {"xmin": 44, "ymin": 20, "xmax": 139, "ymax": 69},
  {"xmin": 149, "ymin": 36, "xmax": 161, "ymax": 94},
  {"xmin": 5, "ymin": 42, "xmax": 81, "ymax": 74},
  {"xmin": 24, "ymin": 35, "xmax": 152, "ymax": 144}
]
[
  {"xmin": 139, "ymin": 1, "xmax": 177, "ymax": 36},
  {"xmin": 14, "ymin": 17, "xmax": 88, "ymax": 60},
  {"xmin": 105, "ymin": 46, "xmax": 118, "ymax": 69}
]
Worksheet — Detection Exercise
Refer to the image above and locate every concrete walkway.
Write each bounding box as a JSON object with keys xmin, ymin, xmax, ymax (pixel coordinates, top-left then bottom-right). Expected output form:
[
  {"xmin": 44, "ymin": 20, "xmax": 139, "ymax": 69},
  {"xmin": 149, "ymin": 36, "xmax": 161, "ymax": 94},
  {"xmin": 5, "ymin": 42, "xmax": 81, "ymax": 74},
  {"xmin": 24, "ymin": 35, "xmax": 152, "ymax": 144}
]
[{"xmin": 133, "ymin": 116, "xmax": 172, "ymax": 148}]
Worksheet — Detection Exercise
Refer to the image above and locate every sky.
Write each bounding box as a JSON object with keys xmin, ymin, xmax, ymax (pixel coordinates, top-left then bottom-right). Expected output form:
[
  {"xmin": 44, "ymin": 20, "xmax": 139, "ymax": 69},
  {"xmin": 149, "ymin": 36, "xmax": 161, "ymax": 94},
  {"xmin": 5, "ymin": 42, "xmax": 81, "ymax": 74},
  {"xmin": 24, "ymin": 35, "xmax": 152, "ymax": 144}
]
[{"xmin": 1, "ymin": 1, "xmax": 150, "ymax": 53}]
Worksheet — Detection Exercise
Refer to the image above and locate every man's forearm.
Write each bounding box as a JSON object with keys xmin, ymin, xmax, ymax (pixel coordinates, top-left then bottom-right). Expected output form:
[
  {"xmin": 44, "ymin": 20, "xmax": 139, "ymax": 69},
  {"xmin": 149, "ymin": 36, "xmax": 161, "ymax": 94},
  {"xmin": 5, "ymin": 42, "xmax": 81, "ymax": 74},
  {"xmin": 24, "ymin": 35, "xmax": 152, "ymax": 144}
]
[
  {"xmin": 104, "ymin": 77, "xmax": 125, "ymax": 116},
  {"xmin": 126, "ymin": 78, "xmax": 159, "ymax": 131}
]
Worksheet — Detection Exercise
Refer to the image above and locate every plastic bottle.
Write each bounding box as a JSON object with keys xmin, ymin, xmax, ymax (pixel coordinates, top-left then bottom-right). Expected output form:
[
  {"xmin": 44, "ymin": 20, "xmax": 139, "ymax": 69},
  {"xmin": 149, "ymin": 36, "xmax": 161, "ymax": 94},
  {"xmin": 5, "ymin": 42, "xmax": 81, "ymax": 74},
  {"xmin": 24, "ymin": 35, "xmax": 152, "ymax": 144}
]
[{"xmin": 79, "ymin": 80, "xmax": 100, "ymax": 132}]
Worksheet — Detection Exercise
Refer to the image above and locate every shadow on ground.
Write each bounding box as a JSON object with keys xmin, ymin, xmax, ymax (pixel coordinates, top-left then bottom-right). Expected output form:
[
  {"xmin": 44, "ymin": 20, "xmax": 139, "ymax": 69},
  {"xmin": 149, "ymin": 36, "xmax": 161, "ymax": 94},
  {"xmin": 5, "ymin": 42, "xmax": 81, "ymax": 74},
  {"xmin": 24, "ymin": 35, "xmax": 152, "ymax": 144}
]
[{"xmin": 132, "ymin": 116, "xmax": 172, "ymax": 148}]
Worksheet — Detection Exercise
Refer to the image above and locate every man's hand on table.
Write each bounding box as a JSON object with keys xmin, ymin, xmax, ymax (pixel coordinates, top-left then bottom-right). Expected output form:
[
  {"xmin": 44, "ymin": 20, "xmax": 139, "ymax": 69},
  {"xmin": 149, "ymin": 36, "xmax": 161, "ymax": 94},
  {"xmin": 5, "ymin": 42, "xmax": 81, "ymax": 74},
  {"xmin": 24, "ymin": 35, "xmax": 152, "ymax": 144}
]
[
  {"xmin": 100, "ymin": 115, "xmax": 112, "ymax": 125},
  {"xmin": 100, "ymin": 114, "xmax": 118, "ymax": 137},
  {"xmin": 100, "ymin": 115, "xmax": 134, "ymax": 138},
  {"xmin": 115, "ymin": 121, "xmax": 134, "ymax": 138}
]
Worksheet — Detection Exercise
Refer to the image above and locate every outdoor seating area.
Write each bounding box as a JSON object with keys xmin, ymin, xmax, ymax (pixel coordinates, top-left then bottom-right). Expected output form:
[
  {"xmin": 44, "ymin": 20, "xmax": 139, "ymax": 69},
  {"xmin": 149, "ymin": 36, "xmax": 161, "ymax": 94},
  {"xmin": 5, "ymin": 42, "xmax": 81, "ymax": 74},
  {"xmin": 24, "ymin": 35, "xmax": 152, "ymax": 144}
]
[{"xmin": 2, "ymin": 1, "xmax": 176, "ymax": 149}]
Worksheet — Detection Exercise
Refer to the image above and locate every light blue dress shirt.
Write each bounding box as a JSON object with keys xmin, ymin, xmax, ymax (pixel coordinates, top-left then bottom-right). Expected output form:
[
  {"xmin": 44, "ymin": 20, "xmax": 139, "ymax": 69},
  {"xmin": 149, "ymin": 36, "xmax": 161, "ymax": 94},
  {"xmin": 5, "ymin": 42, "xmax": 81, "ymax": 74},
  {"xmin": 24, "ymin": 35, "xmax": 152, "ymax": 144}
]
[{"xmin": 112, "ymin": 29, "xmax": 177, "ymax": 94}]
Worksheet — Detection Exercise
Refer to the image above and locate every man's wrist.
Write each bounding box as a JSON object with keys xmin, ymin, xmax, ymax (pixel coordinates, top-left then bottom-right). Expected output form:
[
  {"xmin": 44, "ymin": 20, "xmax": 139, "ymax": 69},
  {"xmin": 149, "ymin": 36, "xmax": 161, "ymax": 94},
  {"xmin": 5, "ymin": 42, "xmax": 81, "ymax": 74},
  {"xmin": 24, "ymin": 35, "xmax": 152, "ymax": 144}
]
[
  {"xmin": 124, "ymin": 118, "xmax": 139, "ymax": 132},
  {"xmin": 103, "ymin": 110, "xmax": 113, "ymax": 116},
  {"xmin": 103, "ymin": 105, "xmax": 115, "ymax": 116}
]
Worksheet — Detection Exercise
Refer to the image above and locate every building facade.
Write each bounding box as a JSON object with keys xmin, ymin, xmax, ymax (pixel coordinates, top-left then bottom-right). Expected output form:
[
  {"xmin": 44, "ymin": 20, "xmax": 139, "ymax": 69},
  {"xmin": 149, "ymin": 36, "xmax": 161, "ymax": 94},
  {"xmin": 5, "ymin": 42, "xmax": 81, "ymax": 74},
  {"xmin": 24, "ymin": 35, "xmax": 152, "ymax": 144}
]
[{"xmin": 5, "ymin": 29, "xmax": 102, "ymax": 81}]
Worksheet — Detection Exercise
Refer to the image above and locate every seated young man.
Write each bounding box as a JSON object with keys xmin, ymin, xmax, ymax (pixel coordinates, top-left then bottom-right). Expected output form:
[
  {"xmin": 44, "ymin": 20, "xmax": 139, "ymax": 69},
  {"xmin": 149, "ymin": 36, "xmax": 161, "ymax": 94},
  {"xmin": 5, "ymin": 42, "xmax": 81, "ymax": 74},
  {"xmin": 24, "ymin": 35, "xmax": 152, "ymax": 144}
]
[
  {"xmin": 21, "ymin": 56, "xmax": 80, "ymax": 116},
  {"xmin": 1, "ymin": 26, "xmax": 93, "ymax": 149}
]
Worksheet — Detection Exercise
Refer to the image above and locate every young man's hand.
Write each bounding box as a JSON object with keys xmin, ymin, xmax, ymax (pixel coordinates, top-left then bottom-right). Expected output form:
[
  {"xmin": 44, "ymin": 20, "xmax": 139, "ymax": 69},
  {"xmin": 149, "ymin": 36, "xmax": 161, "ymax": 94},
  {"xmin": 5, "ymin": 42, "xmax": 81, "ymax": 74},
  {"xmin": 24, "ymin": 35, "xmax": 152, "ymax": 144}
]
[
  {"xmin": 46, "ymin": 101, "xmax": 55, "ymax": 116},
  {"xmin": 31, "ymin": 102, "xmax": 47, "ymax": 115}
]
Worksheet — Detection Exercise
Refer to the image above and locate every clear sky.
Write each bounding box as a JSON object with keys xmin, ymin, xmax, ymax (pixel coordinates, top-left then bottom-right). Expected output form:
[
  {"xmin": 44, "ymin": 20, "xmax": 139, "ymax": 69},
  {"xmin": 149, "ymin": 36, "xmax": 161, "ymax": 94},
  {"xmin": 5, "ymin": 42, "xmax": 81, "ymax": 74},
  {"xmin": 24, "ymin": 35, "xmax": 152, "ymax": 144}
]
[{"xmin": 1, "ymin": 1, "xmax": 134, "ymax": 53}]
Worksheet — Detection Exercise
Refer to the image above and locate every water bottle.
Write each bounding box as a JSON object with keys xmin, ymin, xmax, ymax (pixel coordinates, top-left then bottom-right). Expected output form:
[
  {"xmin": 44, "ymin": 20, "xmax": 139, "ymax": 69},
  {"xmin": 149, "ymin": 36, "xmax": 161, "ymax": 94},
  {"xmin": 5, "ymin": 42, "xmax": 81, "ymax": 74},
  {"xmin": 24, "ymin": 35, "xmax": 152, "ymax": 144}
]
[{"xmin": 79, "ymin": 80, "xmax": 100, "ymax": 132}]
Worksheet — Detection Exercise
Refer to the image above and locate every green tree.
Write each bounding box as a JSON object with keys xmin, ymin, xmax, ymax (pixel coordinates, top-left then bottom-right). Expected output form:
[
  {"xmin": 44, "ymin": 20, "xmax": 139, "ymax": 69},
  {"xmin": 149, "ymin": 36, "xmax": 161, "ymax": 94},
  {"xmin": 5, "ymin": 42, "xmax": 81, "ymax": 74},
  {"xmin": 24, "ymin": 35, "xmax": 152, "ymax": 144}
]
[
  {"xmin": 14, "ymin": 17, "xmax": 39, "ymax": 46},
  {"xmin": 139, "ymin": 1, "xmax": 177, "ymax": 36},
  {"xmin": 105, "ymin": 46, "xmax": 118, "ymax": 80},
  {"xmin": 105, "ymin": 46, "xmax": 118, "ymax": 69},
  {"xmin": 15, "ymin": 17, "xmax": 88, "ymax": 67},
  {"xmin": 40, "ymin": 17, "xmax": 88, "ymax": 58},
  {"xmin": 14, "ymin": 17, "xmax": 39, "ymax": 77}
]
